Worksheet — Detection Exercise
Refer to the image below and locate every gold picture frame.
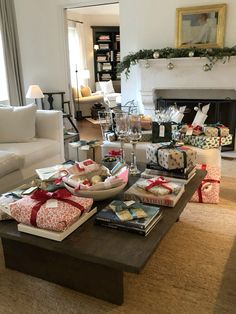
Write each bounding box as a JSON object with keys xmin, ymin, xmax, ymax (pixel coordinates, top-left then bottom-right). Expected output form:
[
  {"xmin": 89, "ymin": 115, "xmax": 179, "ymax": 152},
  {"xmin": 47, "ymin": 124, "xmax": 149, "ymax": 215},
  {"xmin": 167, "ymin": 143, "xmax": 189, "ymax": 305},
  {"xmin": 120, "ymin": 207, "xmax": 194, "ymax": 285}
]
[{"xmin": 176, "ymin": 4, "xmax": 226, "ymax": 48}]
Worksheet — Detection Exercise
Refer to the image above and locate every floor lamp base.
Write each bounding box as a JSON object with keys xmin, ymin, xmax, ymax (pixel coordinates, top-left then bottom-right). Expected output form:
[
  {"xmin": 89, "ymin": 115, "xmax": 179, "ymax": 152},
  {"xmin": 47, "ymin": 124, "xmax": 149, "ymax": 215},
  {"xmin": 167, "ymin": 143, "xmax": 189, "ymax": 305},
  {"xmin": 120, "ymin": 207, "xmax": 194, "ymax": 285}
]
[{"xmin": 75, "ymin": 110, "xmax": 83, "ymax": 120}]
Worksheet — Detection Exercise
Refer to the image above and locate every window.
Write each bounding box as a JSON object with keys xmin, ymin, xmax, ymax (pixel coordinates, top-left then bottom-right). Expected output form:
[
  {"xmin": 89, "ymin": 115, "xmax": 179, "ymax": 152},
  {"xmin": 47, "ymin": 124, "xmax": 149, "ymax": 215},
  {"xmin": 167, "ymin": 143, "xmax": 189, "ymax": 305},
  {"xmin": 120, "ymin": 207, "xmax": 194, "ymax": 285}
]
[
  {"xmin": 68, "ymin": 23, "xmax": 87, "ymax": 88},
  {"xmin": 0, "ymin": 30, "xmax": 8, "ymax": 103}
]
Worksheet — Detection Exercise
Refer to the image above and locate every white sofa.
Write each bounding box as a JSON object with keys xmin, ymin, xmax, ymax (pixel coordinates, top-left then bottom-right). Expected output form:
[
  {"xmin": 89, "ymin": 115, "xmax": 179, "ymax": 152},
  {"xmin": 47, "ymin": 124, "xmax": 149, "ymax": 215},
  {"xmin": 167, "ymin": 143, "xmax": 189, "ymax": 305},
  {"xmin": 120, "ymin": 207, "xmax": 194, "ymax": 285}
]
[{"xmin": 0, "ymin": 109, "xmax": 65, "ymax": 194}]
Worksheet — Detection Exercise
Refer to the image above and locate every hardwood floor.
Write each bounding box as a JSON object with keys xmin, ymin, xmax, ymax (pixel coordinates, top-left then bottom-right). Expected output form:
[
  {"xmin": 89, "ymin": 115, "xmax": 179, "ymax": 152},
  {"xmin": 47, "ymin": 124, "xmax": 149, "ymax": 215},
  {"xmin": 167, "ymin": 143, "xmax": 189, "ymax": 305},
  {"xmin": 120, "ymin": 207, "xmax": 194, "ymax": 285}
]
[{"xmin": 76, "ymin": 118, "xmax": 103, "ymax": 141}]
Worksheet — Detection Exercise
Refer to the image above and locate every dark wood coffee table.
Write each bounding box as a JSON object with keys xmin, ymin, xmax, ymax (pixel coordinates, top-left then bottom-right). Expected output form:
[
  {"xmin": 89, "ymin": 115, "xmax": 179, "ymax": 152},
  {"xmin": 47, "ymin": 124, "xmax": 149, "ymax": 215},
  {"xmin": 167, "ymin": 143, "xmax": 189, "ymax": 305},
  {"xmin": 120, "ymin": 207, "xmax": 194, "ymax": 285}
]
[{"xmin": 0, "ymin": 170, "xmax": 206, "ymax": 305}]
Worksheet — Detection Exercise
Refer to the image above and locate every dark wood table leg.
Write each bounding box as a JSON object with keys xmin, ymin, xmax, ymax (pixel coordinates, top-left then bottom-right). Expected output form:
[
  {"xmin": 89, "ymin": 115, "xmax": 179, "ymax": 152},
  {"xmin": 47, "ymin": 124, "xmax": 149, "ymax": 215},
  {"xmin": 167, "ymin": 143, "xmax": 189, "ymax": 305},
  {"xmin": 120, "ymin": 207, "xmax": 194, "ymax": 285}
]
[{"xmin": 1, "ymin": 238, "xmax": 124, "ymax": 305}]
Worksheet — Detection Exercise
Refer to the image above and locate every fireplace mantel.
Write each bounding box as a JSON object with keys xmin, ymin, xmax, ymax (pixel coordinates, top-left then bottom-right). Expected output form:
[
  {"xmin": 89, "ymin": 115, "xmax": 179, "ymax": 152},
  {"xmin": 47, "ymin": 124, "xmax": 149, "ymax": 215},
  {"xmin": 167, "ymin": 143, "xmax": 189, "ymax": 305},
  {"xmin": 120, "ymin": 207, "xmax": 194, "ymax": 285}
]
[{"xmin": 138, "ymin": 56, "xmax": 236, "ymax": 115}]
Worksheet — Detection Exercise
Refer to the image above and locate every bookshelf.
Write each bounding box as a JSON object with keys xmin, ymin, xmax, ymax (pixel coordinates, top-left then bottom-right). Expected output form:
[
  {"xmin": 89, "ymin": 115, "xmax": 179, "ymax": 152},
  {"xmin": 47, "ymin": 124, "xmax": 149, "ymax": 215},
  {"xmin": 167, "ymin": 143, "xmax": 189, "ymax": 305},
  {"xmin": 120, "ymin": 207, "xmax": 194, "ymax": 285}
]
[{"xmin": 91, "ymin": 26, "xmax": 120, "ymax": 82}]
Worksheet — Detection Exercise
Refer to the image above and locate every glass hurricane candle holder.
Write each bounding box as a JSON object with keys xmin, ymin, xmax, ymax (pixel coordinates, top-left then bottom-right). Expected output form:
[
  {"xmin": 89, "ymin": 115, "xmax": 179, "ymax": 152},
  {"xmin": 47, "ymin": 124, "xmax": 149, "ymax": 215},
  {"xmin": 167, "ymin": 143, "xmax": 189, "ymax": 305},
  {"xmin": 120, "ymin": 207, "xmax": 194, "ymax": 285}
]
[
  {"xmin": 114, "ymin": 112, "xmax": 129, "ymax": 163},
  {"xmin": 128, "ymin": 115, "xmax": 142, "ymax": 175}
]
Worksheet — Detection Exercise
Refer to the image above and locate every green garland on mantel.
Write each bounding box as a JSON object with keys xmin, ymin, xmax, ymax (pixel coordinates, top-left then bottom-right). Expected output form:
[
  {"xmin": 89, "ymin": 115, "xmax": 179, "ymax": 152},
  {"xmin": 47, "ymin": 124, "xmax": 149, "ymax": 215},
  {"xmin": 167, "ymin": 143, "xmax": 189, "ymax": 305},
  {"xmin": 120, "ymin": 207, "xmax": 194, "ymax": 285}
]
[{"xmin": 118, "ymin": 46, "xmax": 236, "ymax": 79}]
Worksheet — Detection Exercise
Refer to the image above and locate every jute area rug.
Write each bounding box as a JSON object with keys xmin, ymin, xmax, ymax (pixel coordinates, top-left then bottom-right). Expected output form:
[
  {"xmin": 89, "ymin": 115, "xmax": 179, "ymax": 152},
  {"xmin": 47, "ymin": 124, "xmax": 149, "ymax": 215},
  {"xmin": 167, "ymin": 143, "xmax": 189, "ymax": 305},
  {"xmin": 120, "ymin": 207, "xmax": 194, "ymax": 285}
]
[{"xmin": 0, "ymin": 176, "xmax": 236, "ymax": 314}]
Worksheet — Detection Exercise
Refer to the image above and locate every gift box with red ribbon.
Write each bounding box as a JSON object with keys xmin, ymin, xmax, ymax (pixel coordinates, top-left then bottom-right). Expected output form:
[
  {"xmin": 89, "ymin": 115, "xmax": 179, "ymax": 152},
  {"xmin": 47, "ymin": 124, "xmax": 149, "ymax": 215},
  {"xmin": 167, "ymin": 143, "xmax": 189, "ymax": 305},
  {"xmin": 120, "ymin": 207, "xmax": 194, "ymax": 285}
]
[
  {"xmin": 9, "ymin": 188, "xmax": 93, "ymax": 232},
  {"xmin": 124, "ymin": 177, "xmax": 185, "ymax": 207},
  {"xmin": 190, "ymin": 164, "xmax": 221, "ymax": 204}
]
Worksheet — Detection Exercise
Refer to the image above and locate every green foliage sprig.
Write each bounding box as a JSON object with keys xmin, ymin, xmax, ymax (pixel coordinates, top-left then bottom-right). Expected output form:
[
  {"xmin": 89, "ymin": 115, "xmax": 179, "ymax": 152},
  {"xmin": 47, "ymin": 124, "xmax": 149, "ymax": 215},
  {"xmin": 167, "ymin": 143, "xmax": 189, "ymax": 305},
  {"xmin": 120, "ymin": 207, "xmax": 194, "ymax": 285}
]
[{"xmin": 117, "ymin": 46, "xmax": 236, "ymax": 79}]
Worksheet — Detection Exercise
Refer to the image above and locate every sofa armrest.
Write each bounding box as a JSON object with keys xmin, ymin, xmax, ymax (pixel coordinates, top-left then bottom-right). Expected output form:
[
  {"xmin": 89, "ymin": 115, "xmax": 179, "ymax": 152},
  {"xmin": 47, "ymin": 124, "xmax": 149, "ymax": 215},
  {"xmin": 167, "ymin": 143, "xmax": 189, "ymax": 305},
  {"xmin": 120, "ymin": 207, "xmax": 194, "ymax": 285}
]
[{"xmin": 35, "ymin": 110, "xmax": 65, "ymax": 162}]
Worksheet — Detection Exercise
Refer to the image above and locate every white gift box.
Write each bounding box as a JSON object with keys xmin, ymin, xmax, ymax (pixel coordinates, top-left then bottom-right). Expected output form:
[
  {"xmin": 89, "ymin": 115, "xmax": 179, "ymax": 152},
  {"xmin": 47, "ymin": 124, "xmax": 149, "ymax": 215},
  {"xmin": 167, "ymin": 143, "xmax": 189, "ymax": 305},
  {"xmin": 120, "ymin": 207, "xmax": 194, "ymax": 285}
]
[{"xmin": 68, "ymin": 141, "xmax": 101, "ymax": 162}]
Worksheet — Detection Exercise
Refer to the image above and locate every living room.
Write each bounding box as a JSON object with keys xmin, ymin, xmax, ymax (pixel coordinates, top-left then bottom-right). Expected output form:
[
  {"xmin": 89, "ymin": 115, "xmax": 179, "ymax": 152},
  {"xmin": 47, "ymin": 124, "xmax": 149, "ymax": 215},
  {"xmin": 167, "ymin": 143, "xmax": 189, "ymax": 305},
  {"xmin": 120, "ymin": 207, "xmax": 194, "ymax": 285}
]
[{"xmin": 1, "ymin": 0, "xmax": 236, "ymax": 313}]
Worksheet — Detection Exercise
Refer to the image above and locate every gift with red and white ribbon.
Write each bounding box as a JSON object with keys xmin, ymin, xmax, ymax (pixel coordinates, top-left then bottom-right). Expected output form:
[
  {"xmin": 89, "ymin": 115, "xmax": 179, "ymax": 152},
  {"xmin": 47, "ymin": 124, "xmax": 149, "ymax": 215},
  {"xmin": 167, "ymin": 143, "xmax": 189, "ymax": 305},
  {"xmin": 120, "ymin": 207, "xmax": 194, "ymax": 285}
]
[
  {"xmin": 136, "ymin": 176, "xmax": 183, "ymax": 196},
  {"xmin": 8, "ymin": 188, "xmax": 93, "ymax": 232}
]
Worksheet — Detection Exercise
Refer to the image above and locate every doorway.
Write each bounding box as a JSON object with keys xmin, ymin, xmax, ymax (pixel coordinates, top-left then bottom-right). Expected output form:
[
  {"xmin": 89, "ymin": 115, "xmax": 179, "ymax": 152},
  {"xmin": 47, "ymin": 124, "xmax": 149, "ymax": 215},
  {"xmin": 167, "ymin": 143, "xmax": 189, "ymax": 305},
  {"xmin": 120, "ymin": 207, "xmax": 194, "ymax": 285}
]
[{"xmin": 65, "ymin": 3, "xmax": 120, "ymax": 119}]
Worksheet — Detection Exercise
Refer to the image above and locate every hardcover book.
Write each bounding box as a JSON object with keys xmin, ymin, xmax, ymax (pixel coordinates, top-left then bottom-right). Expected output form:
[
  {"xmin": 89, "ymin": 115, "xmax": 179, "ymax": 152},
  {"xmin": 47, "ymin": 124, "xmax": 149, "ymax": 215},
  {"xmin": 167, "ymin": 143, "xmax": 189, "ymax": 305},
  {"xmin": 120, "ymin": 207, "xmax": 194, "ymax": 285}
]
[
  {"xmin": 95, "ymin": 203, "xmax": 162, "ymax": 230},
  {"xmin": 146, "ymin": 162, "xmax": 195, "ymax": 179},
  {"xmin": 124, "ymin": 179, "xmax": 185, "ymax": 207},
  {"xmin": 95, "ymin": 211, "xmax": 163, "ymax": 236},
  {"xmin": 141, "ymin": 169, "xmax": 196, "ymax": 184}
]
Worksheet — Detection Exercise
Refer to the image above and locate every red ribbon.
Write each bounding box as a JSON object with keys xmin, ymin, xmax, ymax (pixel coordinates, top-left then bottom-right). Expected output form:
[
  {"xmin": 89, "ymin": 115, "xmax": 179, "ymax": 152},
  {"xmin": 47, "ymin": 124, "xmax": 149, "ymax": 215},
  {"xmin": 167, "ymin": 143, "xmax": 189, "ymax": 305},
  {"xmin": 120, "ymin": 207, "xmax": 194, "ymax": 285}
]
[
  {"xmin": 30, "ymin": 188, "xmax": 85, "ymax": 227},
  {"xmin": 145, "ymin": 176, "xmax": 173, "ymax": 193},
  {"xmin": 108, "ymin": 150, "xmax": 121, "ymax": 157},
  {"xmin": 187, "ymin": 124, "xmax": 202, "ymax": 132},
  {"xmin": 197, "ymin": 164, "xmax": 220, "ymax": 203},
  {"xmin": 83, "ymin": 159, "xmax": 94, "ymax": 166},
  {"xmin": 75, "ymin": 163, "xmax": 85, "ymax": 172}
]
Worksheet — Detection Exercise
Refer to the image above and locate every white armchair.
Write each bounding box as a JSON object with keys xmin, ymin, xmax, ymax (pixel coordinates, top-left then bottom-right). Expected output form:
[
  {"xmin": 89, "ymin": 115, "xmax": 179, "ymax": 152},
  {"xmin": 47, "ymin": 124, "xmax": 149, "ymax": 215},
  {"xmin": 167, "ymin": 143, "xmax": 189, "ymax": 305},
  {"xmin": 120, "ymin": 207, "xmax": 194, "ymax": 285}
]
[{"xmin": 95, "ymin": 80, "xmax": 121, "ymax": 108}]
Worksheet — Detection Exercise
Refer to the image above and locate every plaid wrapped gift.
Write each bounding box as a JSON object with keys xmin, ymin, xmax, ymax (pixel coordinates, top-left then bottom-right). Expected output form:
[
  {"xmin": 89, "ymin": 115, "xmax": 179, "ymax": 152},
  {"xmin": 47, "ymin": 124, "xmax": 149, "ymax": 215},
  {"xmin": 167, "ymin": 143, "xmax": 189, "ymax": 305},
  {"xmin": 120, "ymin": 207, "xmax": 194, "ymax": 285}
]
[
  {"xmin": 146, "ymin": 143, "xmax": 196, "ymax": 170},
  {"xmin": 190, "ymin": 164, "xmax": 220, "ymax": 204},
  {"xmin": 203, "ymin": 125, "xmax": 229, "ymax": 137}
]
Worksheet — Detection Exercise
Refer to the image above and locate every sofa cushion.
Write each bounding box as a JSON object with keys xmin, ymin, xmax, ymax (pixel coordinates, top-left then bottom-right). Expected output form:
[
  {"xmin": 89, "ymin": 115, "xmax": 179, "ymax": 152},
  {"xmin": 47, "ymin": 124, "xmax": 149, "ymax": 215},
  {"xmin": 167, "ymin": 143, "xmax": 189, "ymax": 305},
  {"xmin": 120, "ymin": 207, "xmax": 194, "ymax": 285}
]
[
  {"xmin": 0, "ymin": 104, "xmax": 37, "ymax": 143},
  {"xmin": 0, "ymin": 138, "xmax": 60, "ymax": 168},
  {"xmin": 0, "ymin": 151, "xmax": 23, "ymax": 178}
]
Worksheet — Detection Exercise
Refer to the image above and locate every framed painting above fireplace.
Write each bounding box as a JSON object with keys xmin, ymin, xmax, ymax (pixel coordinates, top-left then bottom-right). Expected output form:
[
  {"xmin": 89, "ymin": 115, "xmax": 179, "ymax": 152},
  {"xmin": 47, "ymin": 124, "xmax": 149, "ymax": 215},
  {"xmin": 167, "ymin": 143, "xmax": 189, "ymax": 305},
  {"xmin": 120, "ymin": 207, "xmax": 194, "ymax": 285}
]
[{"xmin": 176, "ymin": 4, "xmax": 226, "ymax": 48}]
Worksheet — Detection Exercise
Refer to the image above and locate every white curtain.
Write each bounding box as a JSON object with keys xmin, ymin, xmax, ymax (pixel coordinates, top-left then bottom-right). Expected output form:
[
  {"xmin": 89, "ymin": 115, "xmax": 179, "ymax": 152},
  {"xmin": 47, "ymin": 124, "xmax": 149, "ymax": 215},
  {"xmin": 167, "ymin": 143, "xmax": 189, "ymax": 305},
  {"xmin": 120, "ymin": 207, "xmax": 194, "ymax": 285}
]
[
  {"xmin": 68, "ymin": 22, "xmax": 88, "ymax": 88},
  {"xmin": 0, "ymin": 30, "xmax": 8, "ymax": 102}
]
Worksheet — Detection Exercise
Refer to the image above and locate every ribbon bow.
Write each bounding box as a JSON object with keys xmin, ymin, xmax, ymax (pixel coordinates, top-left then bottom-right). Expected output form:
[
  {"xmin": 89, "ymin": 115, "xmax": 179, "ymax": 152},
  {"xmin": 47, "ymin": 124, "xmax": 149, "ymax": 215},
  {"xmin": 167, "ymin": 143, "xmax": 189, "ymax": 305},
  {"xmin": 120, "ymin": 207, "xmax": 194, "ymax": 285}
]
[
  {"xmin": 108, "ymin": 150, "xmax": 121, "ymax": 157},
  {"xmin": 145, "ymin": 176, "xmax": 173, "ymax": 193},
  {"xmin": 30, "ymin": 188, "xmax": 85, "ymax": 227}
]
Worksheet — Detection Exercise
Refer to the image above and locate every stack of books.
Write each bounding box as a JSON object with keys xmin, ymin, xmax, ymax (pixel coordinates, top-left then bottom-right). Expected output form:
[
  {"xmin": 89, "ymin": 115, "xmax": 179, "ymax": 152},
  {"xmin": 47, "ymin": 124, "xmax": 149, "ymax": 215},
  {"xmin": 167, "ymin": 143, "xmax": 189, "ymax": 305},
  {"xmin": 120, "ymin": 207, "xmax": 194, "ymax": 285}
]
[
  {"xmin": 95, "ymin": 201, "xmax": 163, "ymax": 236},
  {"xmin": 143, "ymin": 162, "xmax": 196, "ymax": 183}
]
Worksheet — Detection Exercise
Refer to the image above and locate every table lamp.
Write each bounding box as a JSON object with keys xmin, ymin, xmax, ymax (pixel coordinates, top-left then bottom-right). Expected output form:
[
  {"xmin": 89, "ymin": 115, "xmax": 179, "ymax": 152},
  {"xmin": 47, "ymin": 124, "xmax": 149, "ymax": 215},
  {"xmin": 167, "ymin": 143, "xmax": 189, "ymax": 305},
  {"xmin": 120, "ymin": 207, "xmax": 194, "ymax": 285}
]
[{"xmin": 26, "ymin": 85, "xmax": 44, "ymax": 105}]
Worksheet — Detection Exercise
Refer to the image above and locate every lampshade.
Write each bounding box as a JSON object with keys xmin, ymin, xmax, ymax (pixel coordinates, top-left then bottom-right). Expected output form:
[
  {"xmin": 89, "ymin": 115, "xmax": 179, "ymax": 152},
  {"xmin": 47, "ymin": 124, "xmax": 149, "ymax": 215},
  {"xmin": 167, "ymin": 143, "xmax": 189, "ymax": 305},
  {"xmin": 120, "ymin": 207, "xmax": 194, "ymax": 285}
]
[
  {"xmin": 80, "ymin": 69, "xmax": 90, "ymax": 79},
  {"xmin": 26, "ymin": 85, "xmax": 44, "ymax": 99}
]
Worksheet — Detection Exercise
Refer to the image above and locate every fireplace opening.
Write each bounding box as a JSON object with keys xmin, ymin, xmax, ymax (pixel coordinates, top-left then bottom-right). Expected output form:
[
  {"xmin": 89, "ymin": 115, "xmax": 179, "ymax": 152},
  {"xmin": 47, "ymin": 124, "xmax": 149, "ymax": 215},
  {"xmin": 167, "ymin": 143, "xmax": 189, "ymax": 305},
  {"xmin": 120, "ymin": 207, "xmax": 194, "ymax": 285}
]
[{"xmin": 156, "ymin": 98, "xmax": 236, "ymax": 151}]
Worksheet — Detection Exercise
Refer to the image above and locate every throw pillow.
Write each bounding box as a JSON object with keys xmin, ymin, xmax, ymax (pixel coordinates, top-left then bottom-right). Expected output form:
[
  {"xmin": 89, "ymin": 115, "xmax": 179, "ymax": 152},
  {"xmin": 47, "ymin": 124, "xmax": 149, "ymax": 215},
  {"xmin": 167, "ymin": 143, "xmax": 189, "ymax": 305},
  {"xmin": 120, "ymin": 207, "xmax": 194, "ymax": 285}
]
[
  {"xmin": 98, "ymin": 80, "xmax": 115, "ymax": 94},
  {"xmin": 80, "ymin": 86, "xmax": 92, "ymax": 97},
  {"xmin": 0, "ymin": 104, "xmax": 37, "ymax": 143}
]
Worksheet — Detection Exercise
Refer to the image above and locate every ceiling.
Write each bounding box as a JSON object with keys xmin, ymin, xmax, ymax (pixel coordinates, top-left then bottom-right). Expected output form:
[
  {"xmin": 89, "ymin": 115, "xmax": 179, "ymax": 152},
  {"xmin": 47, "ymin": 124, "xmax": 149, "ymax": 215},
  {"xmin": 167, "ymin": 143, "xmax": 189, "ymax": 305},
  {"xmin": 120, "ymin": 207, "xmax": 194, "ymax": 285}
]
[{"xmin": 68, "ymin": 3, "xmax": 119, "ymax": 16}]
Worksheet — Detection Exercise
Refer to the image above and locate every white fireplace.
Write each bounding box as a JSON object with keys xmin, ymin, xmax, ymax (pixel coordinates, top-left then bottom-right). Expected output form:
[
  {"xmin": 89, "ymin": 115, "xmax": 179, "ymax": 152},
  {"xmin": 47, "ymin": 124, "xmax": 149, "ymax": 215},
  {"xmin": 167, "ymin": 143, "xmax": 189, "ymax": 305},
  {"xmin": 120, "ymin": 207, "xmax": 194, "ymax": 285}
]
[{"xmin": 137, "ymin": 56, "xmax": 236, "ymax": 157}]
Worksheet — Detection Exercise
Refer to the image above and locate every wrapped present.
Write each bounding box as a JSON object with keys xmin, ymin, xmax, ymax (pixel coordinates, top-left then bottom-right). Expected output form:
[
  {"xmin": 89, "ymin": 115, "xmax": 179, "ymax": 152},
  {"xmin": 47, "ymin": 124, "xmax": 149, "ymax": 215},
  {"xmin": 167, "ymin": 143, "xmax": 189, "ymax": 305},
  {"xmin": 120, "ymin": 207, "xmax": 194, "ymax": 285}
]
[
  {"xmin": 190, "ymin": 164, "xmax": 220, "ymax": 204},
  {"xmin": 203, "ymin": 125, "xmax": 229, "ymax": 137},
  {"xmin": 179, "ymin": 124, "xmax": 203, "ymax": 136},
  {"xmin": 141, "ymin": 130, "xmax": 152, "ymax": 142},
  {"xmin": 124, "ymin": 178, "xmax": 185, "ymax": 207},
  {"xmin": 68, "ymin": 140, "xmax": 101, "ymax": 162},
  {"xmin": 136, "ymin": 177, "xmax": 183, "ymax": 196},
  {"xmin": 8, "ymin": 188, "xmax": 93, "ymax": 232},
  {"xmin": 220, "ymin": 134, "xmax": 232, "ymax": 146},
  {"xmin": 152, "ymin": 122, "xmax": 177, "ymax": 143},
  {"xmin": 183, "ymin": 134, "xmax": 232, "ymax": 149},
  {"xmin": 146, "ymin": 143, "xmax": 196, "ymax": 170},
  {"xmin": 0, "ymin": 195, "xmax": 16, "ymax": 221}
]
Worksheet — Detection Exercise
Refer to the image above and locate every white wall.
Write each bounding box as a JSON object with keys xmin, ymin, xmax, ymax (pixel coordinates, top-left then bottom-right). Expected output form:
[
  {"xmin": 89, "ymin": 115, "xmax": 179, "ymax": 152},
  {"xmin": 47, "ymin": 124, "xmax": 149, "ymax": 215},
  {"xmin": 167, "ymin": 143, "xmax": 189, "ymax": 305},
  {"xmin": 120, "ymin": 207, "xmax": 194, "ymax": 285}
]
[
  {"xmin": 14, "ymin": 0, "xmax": 236, "ymax": 107},
  {"xmin": 120, "ymin": 0, "xmax": 236, "ymax": 105},
  {"xmin": 13, "ymin": 0, "xmax": 118, "ymax": 105},
  {"xmin": 67, "ymin": 10, "xmax": 119, "ymax": 91}
]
